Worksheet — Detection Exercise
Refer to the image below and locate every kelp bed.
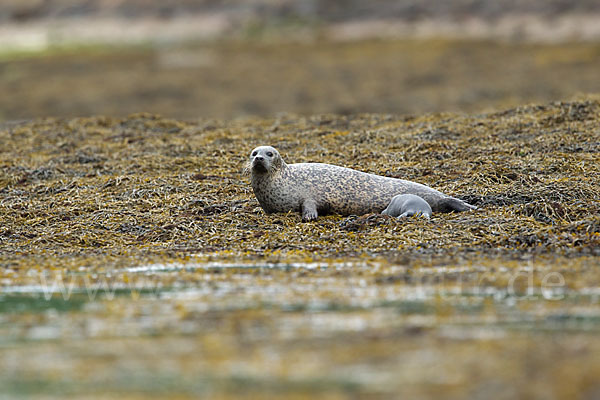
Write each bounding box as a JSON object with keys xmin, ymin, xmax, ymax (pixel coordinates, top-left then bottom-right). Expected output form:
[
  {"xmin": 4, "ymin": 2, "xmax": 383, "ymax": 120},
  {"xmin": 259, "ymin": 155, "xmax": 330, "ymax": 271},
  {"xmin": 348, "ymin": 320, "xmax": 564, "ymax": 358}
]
[{"xmin": 1, "ymin": 99, "xmax": 600, "ymax": 398}]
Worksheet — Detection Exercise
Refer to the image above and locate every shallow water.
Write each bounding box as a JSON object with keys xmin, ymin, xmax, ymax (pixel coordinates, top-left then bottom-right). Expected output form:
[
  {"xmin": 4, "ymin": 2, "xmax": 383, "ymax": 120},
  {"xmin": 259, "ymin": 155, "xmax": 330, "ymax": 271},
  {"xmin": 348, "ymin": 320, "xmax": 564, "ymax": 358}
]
[{"xmin": 1, "ymin": 258, "xmax": 600, "ymax": 398}]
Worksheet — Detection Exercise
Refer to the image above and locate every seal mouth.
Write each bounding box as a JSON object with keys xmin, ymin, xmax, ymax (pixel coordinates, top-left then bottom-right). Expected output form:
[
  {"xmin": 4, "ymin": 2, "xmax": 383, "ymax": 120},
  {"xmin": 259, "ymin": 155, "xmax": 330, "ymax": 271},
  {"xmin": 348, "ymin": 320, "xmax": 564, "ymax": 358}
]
[{"xmin": 251, "ymin": 160, "xmax": 269, "ymax": 173}]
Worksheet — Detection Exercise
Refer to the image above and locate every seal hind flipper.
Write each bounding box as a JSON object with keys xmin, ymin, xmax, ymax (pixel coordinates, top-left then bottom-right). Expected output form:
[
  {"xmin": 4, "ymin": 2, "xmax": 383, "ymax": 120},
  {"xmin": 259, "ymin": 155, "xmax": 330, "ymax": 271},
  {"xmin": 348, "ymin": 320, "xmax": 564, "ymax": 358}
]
[{"xmin": 437, "ymin": 197, "xmax": 477, "ymax": 213}]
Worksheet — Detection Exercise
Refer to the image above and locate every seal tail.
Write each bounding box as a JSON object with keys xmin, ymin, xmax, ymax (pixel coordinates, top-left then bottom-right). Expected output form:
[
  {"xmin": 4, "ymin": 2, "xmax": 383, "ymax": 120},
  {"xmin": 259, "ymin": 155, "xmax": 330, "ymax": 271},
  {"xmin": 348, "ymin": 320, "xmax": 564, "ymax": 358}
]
[{"xmin": 438, "ymin": 197, "xmax": 477, "ymax": 213}]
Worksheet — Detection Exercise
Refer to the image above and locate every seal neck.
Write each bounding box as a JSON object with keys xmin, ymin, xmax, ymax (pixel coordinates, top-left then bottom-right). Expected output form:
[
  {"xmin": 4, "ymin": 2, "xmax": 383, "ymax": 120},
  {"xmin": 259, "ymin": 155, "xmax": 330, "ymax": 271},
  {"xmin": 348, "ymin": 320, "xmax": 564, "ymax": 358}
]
[
  {"xmin": 268, "ymin": 157, "xmax": 287, "ymax": 174},
  {"xmin": 277, "ymin": 159, "xmax": 288, "ymax": 170}
]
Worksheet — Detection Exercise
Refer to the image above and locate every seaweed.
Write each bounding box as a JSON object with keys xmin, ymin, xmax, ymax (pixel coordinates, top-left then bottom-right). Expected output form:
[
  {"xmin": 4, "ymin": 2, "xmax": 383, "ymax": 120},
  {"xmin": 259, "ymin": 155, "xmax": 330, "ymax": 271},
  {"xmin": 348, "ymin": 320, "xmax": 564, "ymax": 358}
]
[{"xmin": 0, "ymin": 99, "xmax": 599, "ymax": 269}]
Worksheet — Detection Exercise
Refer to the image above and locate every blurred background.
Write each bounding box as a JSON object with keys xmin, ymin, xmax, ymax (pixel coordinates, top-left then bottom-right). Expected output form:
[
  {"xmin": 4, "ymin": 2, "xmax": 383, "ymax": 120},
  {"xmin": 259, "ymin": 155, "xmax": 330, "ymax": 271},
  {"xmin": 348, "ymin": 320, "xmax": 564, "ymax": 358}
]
[{"xmin": 1, "ymin": 0, "xmax": 600, "ymax": 120}]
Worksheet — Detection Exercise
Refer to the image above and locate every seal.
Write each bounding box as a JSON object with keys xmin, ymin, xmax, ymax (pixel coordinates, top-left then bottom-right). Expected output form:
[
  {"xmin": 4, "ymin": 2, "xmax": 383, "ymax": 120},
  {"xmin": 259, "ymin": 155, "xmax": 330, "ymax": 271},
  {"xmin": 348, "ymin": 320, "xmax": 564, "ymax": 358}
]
[
  {"xmin": 382, "ymin": 194, "xmax": 432, "ymax": 219},
  {"xmin": 248, "ymin": 145, "xmax": 475, "ymax": 221}
]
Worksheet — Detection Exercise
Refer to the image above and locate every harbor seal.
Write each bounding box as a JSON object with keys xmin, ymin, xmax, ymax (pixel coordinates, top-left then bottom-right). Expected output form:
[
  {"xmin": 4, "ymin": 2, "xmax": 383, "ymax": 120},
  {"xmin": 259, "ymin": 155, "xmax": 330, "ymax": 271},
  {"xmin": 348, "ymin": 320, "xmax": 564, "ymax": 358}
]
[
  {"xmin": 248, "ymin": 145, "xmax": 475, "ymax": 221},
  {"xmin": 382, "ymin": 194, "xmax": 432, "ymax": 219}
]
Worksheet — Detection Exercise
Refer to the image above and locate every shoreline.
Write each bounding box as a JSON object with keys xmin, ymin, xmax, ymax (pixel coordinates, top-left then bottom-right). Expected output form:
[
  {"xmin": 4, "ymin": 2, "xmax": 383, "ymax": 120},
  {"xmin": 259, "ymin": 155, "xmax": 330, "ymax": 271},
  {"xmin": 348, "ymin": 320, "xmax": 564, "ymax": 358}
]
[{"xmin": 1, "ymin": 13, "xmax": 600, "ymax": 53}]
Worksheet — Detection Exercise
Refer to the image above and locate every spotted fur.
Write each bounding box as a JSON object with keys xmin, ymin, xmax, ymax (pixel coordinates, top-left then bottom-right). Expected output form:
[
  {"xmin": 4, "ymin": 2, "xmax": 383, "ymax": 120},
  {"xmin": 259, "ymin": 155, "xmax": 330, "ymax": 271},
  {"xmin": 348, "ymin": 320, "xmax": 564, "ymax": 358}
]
[{"xmin": 249, "ymin": 146, "xmax": 475, "ymax": 221}]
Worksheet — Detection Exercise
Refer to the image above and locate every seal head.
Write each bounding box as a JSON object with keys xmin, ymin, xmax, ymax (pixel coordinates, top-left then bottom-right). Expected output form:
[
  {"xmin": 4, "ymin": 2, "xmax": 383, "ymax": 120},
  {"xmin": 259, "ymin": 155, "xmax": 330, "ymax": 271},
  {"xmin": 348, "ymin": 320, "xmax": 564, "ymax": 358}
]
[{"xmin": 249, "ymin": 146, "xmax": 285, "ymax": 175}]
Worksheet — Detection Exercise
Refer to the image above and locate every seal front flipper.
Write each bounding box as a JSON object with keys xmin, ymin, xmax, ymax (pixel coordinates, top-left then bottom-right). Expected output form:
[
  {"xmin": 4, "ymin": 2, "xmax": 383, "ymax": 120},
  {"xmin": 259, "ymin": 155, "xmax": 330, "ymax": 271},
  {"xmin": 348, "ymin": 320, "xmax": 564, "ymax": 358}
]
[
  {"xmin": 398, "ymin": 211, "xmax": 430, "ymax": 219},
  {"xmin": 301, "ymin": 199, "xmax": 318, "ymax": 221}
]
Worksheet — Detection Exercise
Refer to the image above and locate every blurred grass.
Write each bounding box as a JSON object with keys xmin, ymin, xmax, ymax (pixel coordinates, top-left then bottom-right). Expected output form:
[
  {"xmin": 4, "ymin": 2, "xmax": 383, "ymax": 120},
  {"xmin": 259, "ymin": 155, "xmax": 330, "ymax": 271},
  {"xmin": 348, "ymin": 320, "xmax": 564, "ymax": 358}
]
[
  {"xmin": 1, "ymin": 39, "xmax": 600, "ymax": 120},
  {"xmin": 0, "ymin": 294, "xmax": 86, "ymax": 314}
]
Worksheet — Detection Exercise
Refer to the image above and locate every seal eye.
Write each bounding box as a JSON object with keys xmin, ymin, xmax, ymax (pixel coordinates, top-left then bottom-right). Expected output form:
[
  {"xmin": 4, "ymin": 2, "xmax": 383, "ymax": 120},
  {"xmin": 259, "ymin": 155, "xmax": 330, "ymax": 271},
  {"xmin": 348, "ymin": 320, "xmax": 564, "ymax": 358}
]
[
  {"xmin": 251, "ymin": 151, "xmax": 257, "ymax": 157},
  {"xmin": 266, "ymin": 152, "xmax": 273, "ymax": 157}
]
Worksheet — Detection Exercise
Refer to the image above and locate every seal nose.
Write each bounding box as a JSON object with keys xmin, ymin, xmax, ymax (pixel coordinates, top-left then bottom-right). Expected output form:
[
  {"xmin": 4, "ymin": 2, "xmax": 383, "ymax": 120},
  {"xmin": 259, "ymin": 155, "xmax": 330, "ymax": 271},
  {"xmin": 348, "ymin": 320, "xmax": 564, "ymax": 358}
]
[{"xmin": 255, "ymin": 156, "xmax": 264, "ymax": 161}]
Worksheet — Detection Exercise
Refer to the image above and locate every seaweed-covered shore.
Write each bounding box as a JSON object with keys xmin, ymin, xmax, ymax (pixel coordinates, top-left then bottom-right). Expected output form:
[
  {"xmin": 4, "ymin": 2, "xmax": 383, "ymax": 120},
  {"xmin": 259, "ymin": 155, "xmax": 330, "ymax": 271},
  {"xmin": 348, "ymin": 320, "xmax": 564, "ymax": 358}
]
[
  {"xmin": 1, "ymin": 99, "xmax": 599, "ymax": 266},
  {"xmin": 1, "ymin": 99, "xmax": 600, "ymax": 398}
]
